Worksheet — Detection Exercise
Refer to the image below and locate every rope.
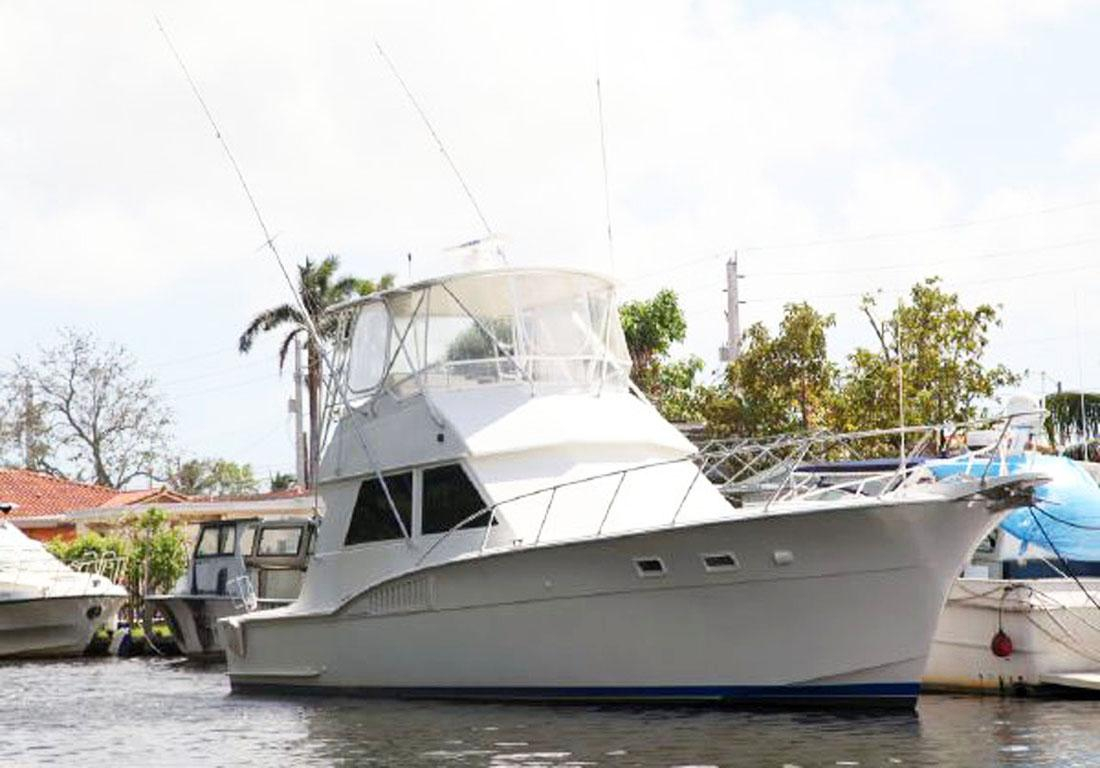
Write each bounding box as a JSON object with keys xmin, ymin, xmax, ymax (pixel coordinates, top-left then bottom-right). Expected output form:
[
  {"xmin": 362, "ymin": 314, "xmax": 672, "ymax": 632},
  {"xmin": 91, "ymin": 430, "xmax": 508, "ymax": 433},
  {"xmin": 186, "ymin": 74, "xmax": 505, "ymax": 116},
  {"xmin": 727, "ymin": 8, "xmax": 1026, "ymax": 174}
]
[
  {"xmin": 1030, "ymin": 504, "xmax": 1100, "ymax": 531},
  {"xmin": 1028, "ymin": 504, "xmax": 1100, "ymax": 612}
]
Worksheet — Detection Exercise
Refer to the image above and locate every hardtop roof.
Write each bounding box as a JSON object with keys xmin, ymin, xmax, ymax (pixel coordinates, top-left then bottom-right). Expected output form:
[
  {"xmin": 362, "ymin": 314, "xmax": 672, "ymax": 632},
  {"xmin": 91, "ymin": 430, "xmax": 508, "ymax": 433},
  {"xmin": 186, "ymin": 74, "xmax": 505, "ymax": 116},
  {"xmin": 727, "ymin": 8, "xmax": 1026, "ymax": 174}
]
[{"xmin": 325, "ymin": 266, "xmax": 617, "ymax": 316}]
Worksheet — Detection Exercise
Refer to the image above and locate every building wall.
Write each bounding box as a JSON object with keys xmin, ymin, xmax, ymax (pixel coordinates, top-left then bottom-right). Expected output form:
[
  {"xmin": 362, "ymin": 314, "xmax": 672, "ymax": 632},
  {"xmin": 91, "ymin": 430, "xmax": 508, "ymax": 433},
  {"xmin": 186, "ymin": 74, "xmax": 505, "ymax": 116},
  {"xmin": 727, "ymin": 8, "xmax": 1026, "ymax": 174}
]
[{"xmin": 18, "ymin": 524, "xmax": 76, "ymax": 543}]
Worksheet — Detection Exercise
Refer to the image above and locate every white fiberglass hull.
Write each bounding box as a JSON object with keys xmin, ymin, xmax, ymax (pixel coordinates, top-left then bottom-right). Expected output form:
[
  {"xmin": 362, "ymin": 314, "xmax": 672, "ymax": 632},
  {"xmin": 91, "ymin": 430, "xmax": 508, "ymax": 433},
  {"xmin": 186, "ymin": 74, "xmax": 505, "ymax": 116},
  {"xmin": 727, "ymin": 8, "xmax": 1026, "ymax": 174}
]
[
  {"xmin": 924, "ymin": 577, "xmax": 1100, "ymax": 694},
  {"xmin": 148, "ymin": 595, "xmax": 242, "ymax": 660},
  {"xmin": 0, "ymin": 594, "xmax": 126, "ymax": 659},
  {"xmin": 224, "ymin": 493, "xmax": 1004, "ymax": 707}
]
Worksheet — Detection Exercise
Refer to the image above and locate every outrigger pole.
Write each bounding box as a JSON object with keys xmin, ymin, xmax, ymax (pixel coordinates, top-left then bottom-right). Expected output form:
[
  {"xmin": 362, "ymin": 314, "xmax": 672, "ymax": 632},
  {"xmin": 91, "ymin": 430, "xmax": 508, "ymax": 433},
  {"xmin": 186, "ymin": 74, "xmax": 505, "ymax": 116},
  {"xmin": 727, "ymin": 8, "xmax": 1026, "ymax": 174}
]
[{"xmin": 153, "ymin": 14, "xmax": 410, "ymax": 540}]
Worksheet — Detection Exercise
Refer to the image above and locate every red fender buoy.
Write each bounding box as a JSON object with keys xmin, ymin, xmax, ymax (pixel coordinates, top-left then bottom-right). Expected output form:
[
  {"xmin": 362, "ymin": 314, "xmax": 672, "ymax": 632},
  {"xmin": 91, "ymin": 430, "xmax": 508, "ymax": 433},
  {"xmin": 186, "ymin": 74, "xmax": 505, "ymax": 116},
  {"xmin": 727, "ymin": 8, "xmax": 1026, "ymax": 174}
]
[{"xmin": 991, "ymin": 629, "xmax": 1013, "ymax": 658}]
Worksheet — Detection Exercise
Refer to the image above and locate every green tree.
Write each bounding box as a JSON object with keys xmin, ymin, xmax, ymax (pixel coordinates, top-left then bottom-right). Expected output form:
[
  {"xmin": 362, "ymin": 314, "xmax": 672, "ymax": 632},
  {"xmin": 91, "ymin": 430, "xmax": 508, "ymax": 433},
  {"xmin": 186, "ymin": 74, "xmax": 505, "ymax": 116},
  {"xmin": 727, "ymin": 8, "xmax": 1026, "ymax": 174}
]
[
  {"xmin": 169, "ymin": 458, "xmax": 259, "ymax": 496},
  {"xmin": 47, "ymin": 531, "xmax": 129, "ymax": 566},
  {"xmin": 834, "ymin": 278, "xmax": 1017, "ymax": 438},
  {"xmin": 654, "ymin": 356, "xmax": 708, "ymax": 424},
  {"xmin": 123, "ymin": 508, "xmax": 188, "ymax": 632},
  {"xmin": 269, "ymin": 471, "xmax": 298, "ymax": 492},
  {"xmin": 706, "ymin": 303, "xmax": 837, "ymax": 436},
  {"xmin": 619, "ymin": 289, "xmax": 688, "ymax": 391},
  {"xmin": 1042, "ymin": 391, "xmax": 1100, "ymax": 451},
  {"xmin": 238, "ymin": 256, "xmax": 394, "ymax": 487}
]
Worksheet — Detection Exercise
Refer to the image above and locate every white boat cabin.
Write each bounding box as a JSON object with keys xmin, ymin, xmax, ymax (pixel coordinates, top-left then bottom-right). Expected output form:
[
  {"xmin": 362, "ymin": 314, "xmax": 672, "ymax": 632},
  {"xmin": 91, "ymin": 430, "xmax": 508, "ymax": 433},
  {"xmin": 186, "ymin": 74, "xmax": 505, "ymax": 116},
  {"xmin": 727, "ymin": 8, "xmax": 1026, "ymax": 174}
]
[
  {"xmin": 185, "ymin": 516, "xmax": 317, "ymax": 604},
  {"xmin": 302, "ymin": 268, "xmax": 736, "ymax": 610}
]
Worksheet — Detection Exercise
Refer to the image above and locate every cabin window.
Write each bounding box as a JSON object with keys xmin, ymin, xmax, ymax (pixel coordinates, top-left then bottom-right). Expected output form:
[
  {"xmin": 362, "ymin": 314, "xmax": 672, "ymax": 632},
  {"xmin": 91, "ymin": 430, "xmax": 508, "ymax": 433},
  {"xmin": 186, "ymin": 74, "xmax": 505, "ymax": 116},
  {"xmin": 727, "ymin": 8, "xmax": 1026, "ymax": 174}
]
[
  {"xmin": 345, "ymin": 472, "xmax": 414, "ymax": 545},
  {"xmin": 256, "ymin": 526, "xmax": 303, "ymax": 556},
  {"xmin": 347, "ymin": 303, "xmax": 390, "ymax": 393},
  {"xmin": 421, "ymin": 463, "xmax": 490, "ymax": 535},
  {"xmin": 195, "ymin": 524, "xmax": 236, "ymax": 557},
  {"xmin": 239, "ymin": 524, "xmax": 257, "ymax": 557}
]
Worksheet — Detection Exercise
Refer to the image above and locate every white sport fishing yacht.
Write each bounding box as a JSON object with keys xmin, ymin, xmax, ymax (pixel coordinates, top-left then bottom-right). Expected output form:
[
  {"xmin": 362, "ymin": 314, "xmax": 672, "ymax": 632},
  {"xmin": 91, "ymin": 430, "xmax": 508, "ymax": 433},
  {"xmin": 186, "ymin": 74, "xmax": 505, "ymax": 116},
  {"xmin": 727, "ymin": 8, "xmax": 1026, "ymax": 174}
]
[
  {"xmin": 147, "ymin": 515, "xmax": 317, "ymax": 659},
  {"xmin": 0, "ymin": 513, "xmax": 128, "ymax": 658},
  {"xmin": 221, "ymin": 267, "xmax": 1040, "ymax": 707}
]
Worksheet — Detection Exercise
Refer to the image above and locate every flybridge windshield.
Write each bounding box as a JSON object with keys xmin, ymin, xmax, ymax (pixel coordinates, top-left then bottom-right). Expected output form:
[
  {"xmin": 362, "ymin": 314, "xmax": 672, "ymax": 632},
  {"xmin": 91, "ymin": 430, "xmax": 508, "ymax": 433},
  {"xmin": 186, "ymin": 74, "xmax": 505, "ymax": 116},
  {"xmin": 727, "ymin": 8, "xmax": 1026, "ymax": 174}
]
[{"xmin": 345, "ymin": 271, "xmax": 632, "ymax": 396}]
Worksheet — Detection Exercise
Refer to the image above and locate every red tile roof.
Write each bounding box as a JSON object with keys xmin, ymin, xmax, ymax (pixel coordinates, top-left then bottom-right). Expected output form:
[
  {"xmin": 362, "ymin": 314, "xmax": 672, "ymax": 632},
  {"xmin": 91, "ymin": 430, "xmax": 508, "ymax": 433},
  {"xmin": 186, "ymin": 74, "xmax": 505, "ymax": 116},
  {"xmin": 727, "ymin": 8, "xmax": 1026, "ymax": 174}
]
[{"xmin": 0, "ymin": 470, "xmax": 184, "ymax": 518}]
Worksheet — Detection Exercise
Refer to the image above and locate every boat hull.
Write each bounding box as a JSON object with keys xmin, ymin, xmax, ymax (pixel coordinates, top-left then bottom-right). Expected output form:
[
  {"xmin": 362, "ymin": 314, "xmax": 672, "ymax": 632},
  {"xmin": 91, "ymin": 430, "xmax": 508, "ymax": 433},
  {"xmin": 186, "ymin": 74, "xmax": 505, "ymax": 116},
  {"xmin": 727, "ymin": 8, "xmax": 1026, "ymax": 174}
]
[
  {"xmin": 924, "ymin": 577, "xmax": 1100, "ymax": 694},
  {"xmin": 225, "ymin": 494, "xmax": 1003, "ymax": 708},
  {"xmin": 148, "ymin": 595, "xmax": 242, "ymax": 660},
  {"xmin": 0, "ymin": 594, "xmax": 126, "ymax": 659}
]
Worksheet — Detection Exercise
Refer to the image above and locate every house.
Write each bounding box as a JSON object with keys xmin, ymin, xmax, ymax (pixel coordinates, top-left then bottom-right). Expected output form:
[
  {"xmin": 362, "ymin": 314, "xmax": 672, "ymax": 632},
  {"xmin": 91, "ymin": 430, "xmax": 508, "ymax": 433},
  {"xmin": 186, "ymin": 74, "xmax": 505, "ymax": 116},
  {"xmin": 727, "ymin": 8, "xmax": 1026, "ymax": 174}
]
[
  {"xmin": 0, "ymin": 469, "xmax": 317, "ymax": 543},
  {"xmin": 0, "ymin": 469, "xmax": 187, "ymax": 541},
  {"xmin": 64, "ymin": 487, "xmax": 318, "ymax": 542}
]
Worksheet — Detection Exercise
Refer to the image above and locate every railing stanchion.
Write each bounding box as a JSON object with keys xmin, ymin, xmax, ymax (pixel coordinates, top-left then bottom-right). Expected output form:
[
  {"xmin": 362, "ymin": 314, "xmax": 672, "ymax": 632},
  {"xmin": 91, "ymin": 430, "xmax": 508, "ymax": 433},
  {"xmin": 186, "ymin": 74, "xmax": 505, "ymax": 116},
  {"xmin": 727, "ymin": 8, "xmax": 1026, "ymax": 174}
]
[
  {"xmin": 671, "ymin": 462, "xmax": 703, "ymax": 526},
  {"xmin": 597, "ymin": 472, "xmax": 627, "ymax": 536},
  {"xmin": 480, "ymin": 506, "xmax": 498, "ymax": 553},
  {"xmin": 534, "ymin": 488, "xmax": 557, "ymax": 544}
]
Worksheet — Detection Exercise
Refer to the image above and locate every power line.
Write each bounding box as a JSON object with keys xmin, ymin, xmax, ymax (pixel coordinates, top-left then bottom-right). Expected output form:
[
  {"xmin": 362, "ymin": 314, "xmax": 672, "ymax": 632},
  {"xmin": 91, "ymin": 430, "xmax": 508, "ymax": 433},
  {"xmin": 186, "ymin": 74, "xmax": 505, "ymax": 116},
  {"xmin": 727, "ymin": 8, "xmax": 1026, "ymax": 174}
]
[
  {"xmin": 739, "ymin": 255, "xmax": 1100, "ymax": 305},
  {"xmin": 744, "ymin": 235, "xmax": 1100, "ymax": 279},
  {"xmin": 739, "ymin": 197, "xmax": 1100, "ymax": 253},
  {"xmin": 624, "ymin": 195, "xmax": 1100, "ymax": 287}
]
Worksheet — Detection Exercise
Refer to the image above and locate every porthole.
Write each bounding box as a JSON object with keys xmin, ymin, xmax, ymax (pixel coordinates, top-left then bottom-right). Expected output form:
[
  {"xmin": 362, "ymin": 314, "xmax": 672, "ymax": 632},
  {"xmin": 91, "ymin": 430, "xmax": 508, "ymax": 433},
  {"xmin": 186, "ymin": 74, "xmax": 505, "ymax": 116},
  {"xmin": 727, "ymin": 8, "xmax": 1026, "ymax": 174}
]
[
  {"xmin": 701, "ymin": 552, "xmax": 740, "ymax": 573},
  {"xmin": 633, "ymin": 557, "xmax": 666, "ymax": 578}
]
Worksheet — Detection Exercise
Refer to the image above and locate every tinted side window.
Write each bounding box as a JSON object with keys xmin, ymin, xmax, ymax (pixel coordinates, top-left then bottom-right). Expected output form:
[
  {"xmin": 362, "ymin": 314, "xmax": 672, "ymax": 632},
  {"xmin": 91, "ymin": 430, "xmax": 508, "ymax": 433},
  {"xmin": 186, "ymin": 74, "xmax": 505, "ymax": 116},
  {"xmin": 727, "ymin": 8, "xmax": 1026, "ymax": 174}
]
[
  {"xmin": 345, "ymin": 473, "xmax": 413, "ymax": 545},
  {"xmin": 421, "ymin": 464, "xmax": 488, "ymax": 534}
]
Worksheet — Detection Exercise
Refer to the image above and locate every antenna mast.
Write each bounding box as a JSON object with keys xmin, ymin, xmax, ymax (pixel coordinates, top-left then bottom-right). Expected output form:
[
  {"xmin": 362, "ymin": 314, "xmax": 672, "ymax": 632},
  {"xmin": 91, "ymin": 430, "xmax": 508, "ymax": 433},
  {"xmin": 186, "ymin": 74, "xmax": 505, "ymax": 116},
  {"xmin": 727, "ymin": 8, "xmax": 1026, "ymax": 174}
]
[
  {"xmin": 373, "ymin": 40, "xmax": 499, "ymax": 259},
  {"xmin": 596, "ymin": 75, "xmax": 614, "ymax": 270},
  {"xmin": 155, "ymin": 15, "xmax": 409, "ymax": 536}
]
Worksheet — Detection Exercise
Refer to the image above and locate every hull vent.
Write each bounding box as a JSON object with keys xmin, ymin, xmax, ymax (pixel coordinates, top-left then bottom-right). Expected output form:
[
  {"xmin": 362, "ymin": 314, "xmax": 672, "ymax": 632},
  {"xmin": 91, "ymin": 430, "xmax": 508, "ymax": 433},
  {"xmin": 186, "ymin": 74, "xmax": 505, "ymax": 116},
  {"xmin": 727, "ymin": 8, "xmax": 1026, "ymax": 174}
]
[{"xmin": 363, "ymin": 576, "xmax": 433, "ymax": 615}]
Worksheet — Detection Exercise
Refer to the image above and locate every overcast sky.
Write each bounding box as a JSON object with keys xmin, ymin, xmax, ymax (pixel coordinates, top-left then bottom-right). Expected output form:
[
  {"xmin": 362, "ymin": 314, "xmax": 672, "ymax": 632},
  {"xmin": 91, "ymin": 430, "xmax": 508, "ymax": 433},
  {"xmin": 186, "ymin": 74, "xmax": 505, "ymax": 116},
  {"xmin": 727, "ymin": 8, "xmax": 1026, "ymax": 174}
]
[{"xmin": 3, "ymin": 1, "xmax": 1100, "ymax": 486}]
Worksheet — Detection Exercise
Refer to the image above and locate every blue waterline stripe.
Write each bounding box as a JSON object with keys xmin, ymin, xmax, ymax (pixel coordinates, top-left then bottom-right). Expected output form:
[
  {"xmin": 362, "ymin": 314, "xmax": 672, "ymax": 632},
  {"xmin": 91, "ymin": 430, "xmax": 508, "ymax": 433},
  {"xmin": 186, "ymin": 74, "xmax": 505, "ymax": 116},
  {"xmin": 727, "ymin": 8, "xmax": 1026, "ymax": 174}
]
[{"xmin": 231, "ymin": 681, "xmax": 919, "ymax": 701}]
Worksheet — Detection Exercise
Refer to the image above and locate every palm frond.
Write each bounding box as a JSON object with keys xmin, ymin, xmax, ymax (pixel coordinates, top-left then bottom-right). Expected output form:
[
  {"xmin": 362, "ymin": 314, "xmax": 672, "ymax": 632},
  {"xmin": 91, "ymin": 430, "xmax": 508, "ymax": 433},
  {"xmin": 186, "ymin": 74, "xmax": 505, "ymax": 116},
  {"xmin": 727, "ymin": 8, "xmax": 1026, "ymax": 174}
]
[{"xmin": 239, "ymin": 304, "xmax": 305, "ymax": 353}]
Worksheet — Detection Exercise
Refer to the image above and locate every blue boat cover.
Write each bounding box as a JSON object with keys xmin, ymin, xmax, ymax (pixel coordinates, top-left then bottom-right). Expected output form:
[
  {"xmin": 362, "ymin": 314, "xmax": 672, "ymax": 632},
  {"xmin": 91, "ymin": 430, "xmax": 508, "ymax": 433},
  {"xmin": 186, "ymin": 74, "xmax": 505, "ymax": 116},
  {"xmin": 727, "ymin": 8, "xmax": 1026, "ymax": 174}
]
[{"xmin": 928, "ymin": 453, "xmax": 1100, "ymax": 562}]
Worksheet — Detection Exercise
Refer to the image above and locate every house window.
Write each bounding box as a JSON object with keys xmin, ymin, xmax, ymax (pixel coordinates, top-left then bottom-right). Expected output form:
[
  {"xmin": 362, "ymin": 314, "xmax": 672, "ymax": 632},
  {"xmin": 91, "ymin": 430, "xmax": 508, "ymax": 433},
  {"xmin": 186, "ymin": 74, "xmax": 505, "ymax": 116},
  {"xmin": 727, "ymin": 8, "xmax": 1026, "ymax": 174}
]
[
  {"xmin": 421, "ymin": 463, "xmax": 489, "ymax": 535},
  {"xmin": 345, "ymin": 472, "xmax": 413, "ymax": 545}
]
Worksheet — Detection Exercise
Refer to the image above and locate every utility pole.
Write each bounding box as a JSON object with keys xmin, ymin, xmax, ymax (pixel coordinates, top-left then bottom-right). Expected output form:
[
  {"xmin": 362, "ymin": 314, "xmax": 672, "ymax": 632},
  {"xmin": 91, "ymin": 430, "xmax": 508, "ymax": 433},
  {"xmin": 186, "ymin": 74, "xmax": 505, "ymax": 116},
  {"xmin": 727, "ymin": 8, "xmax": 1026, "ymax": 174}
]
[
  {"xmin": 719, "ymin": 253, "xmax": 742, "ymax": 363},
  {"xmin": 290, "ymin": 336, "xmax": 307, "ymax": 488}
]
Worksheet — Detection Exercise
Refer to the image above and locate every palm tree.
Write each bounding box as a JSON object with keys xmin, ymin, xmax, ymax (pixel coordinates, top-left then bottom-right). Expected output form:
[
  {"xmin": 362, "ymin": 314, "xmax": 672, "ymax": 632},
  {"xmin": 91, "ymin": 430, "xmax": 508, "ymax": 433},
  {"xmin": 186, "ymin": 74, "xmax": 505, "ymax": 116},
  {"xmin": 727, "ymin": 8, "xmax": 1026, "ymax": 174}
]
[{"xmin": 239, "ymin": 255, "xmax": 394, "ymax": 487}]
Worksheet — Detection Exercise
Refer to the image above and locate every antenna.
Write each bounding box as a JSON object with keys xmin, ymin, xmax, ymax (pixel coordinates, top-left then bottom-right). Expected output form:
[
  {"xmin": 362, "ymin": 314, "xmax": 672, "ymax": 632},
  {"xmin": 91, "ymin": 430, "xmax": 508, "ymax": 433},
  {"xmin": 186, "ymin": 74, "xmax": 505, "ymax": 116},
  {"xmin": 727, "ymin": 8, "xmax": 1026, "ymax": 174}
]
[
  {"xmin": 596, "ymin": 75, "xmax": 614, "ymax": 270},
  {"xmin": 373, "ymin": 40, "xmax": 500, "ymax": 260},
  {"xmin": 897, "ymin": 298, "xmax": 906, "ymax": 464},
  {"xmin": 154, "ymin": 14, "xmax": 409, "ymax": 538}
]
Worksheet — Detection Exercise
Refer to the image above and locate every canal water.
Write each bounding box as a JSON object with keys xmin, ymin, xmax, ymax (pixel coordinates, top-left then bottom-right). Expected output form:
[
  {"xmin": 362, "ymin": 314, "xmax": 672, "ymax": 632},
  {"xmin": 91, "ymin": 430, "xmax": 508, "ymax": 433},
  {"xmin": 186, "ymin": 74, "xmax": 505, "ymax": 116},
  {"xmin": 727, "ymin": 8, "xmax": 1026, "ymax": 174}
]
[{"xmin": 2, "ymin": 658, "xmax": 1099, "ymax": 767}]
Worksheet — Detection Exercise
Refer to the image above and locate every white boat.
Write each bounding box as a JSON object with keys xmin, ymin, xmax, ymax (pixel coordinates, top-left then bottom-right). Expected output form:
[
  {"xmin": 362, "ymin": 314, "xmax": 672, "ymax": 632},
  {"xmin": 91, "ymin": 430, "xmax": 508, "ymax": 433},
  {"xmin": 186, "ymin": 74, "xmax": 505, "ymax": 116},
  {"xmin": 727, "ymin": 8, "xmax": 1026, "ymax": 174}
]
[
  {"xmin": 0, "ymin": 515, "xmax": 128, "ymax": 658},
  {"xmin": 923, "ymin": 446, "xmax": 1100, "ymax": 695},
  {"xmin": 221, "ymin": 267, "xmax": 1040, "ymax": 707},
  {"xmin": 147, "ymin": 515, "xmax": 317, "ymax": 659}
]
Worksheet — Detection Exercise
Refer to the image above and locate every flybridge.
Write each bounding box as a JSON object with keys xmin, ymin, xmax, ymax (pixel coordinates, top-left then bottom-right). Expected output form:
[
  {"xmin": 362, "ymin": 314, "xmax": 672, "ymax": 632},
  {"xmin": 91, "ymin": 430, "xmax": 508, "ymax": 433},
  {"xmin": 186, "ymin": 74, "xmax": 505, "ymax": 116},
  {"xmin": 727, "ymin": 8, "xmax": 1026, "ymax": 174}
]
[{"xmin": 326, "ymin": 268, "xmax": 634, "ymax": 403}]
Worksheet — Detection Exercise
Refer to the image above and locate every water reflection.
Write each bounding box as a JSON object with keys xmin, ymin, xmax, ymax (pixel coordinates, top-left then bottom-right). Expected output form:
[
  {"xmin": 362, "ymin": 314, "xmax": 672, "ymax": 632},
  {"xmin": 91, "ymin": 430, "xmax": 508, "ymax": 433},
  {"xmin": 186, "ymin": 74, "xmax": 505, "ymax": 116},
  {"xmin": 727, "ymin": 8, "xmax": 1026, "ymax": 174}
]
[{"xmin": 2, "ymin": 658, "xmax": 1099, "ymax": 766}]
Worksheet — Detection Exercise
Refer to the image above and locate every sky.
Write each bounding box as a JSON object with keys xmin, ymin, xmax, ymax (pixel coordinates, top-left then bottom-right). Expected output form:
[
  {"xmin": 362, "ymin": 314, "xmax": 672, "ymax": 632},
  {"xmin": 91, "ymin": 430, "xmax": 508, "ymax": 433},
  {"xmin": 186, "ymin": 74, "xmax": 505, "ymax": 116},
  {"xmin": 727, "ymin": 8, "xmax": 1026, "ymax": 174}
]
[{"xmin": 3, "ymin": 1, "xmax": 1100, "ymax": 487}]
